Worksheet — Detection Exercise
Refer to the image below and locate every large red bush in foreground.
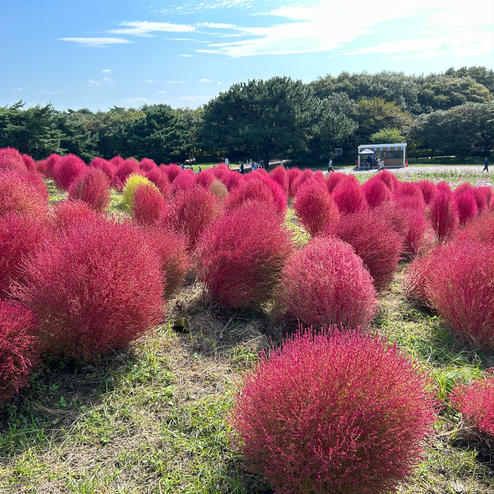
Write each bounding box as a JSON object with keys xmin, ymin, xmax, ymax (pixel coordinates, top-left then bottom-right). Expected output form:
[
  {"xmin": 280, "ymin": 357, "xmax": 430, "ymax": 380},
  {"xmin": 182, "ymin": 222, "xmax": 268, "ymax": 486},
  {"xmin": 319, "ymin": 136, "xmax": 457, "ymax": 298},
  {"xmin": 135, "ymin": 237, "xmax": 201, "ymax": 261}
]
[
  {"xmin": 429, "ymin": 192, "xmax": 458, "ymax": 243},
  {"xmin": 13, "ymin": 218, "xmax": 164, "ymax": 360},
  {"xmin": 0, "ymin": 147, "xmax": 27, "ymax": 173},
  {"xmin": 132, "ymin": 183, "xmax": 166, "ymax": 226},
  {"xmin": 425, "ymin": 240, "xmax": 494, "ymax": 350},
  {"xmin": 455, "ymin": 190, "xmax": 478, "ymax": 225},
  {"xmin": 451, "ymin": 377, "xmax": 494, "ymax": 438},
  {"xmin": 196, "ymin": 201, "xmax": 293, "ymax": 309},
  {"xmin": 231, "ymin": 328, "xmax": 436, "ymax": 494},
  {"xmin": 361, "ymin": 177, "xmax": 391, "ymax": 208},
  {"xmin": 456, "ymin": 212, "xmax": 494, "ymax": 244},
  {"xmin": 0, "ymin": 300, "xmax": 39, "ymax": 404},
  {"xmin": 53, "ymin": 154, "xmax": 87, "ymax": 190},
  {"xmin": 332, "ymin": 179, "xmax": 368, "ymax": 214},
  {"xmin": 50, "ymin": 200, "xmax": 99, "ymax": 232},
  {"xmin": 276, "ymin": 236, "xmax": 376, "ymax": 328},
  {"xmin": 68, "ymin": 167, "xmax": 111, "ymax": 213}
]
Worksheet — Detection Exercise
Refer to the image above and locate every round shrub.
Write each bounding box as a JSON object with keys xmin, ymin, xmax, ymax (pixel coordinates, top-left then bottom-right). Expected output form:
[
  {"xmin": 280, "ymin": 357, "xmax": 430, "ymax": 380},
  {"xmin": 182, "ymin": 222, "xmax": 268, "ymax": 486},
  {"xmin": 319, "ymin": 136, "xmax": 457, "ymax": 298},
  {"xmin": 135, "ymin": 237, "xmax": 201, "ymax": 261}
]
[
  {"xmin": 132, "ymin": 183, "xmax": 166, "ymax": 226},
  {"xmin": 145, "ymin": 167, "xmax": 172, "ymax": 198},
  {"xmin": 213, "ymin": 163, "xmax": 230, "ymax": 181},
  {"xmin": 196, "ymin": 201, "xmax": 293, "ymax": 309},
  {"xmin": 90, "ymin": 157, "xmax": 115, "ymax": 180},
  {"xmin": 68, "ymin": 167, "xmax": 111, "ymax": 213},
  {"xmin": 113, "ymin": 159, "xmax": 139, "ymax": 190},
  {"xmin": 139, "ymin": 158, "xmax": 157, "ymax": 172},
  {"xmin": 166, "ymin": 186, "xmax": 222, "ymax": 250},
  {"xmin": 456, "ymin": 212, "xmax": 494, "ymax": 244},
  {"xmin": 269, "ymin": 165, "xmax": 289, "ymax": 196},
  {"xmin": 0, "ymin": 300, "xmax": 40, "ymax": 405},
  {"xmin": 290, "ymin": 169, "xmax": 313, "ymax": 197},
  {"xmin": 375, "ymin": 169, "xmax": 400, "ymax": 191},
  {"xmin": 224, "ymin": 171, "xmax": 244, "ymax": 191},
  {"xmin": 361, "ymin": 177, "xmax": 391, "ymax": 208},
  {"xmin": 473, "ymin": 187, "xmax": 492, "ymax": 214},
  {"xmin": 333, "ymin": 211, "xmax": 402, "ymax": 292},
  {"xmin": 276, "ymin": 236, "xmax": 377, "ymax": 328},
  {"xmin": 325, "ymin": 171, "xmax": 346, "ymax": 194},
  {"xmin": 209, "ymin": 179, "xmax": 228, "ymax": 200},
  {"xmin": 374, "ymin": 201, "xmax": 409, "ymax": 239},
  {"xmin": 13, "ymin": 218, "xmax": 164, "ymax": 360},
  {"xmin": 44, "ymin": 153, "xmax": 61, "ymax": 178},
  {"xmin": 288, "ymin": 168, "xmax": 302, "ymax": 197},
  {"xmin": 53, "ymin": 154, "xmax": 87, "ymax": 190},
  {"xmin": 21, "ymin": 154, "xmax": 35, "ymax": 171},
  {"xmin": 332, "ymin": 179, "xmax": 368, "ymax": 214},
  {"xmin": 50, "ymin": 200, "xmax": 99, "ymax": 232},
  {"xmin": 162, "ymin": 163, "xmax": 181, "ymax": 183},
  {"xmin": 35, "ymin": 160, "xmax": 47, "ymax": 176},
  {"xmin": 455, "ymin": 190, "xmax": 478, "ymax": 225},
  {"xmin": 0, "ymin": 147, "xmax": 27, "ymax": 173},
  {"xmin": 0, "ymin": 213, "xmax": 50, "ymax": 297},
  {"xmin": 231, "ymin": 328, "xmax": 436, "ymax": 494},
  {"xmin": 417, "ymin": 180, "xmax": 437, "ymax": 205},
  {"xmin": 225, "ymin": 179, "xmax": 276, "ymax": 214},
  {"xmin": 393, "ymin": 182, "xmax": 426, "ymax": 209},
  {"xmin": 403, "ymin": 253, "xmax": 437, "ymax": 308},
  {"xmin": 436, "ymin": 181, "xmax": 452, "ymax": 196},
  {"xmin": 429, "ymin": 191, "xmax": 458, "ymax": 243},
  {"xmin": 196, "ymin": 168, "xmax": 216, "ymax": 189},
  {"xmin": 122, "ymin": 173, "xmax": 156, "ymax": 212},
  {"xmin": 294, "ymin": 181, "xmax": 339, "ymax": 236},
  {"xmin": 399, "ymin": 207, "xmax": 431, "ymax": 258},
  {"xmin": 451, "ymin": 377, "xmax": 494, "ymax": 438},
  {"xmin": 173, "ymin": 169, "xmax": 197, "ymax": 193},
  {"xmin": 425, "ymin": 240, "xmax": 494, "ymax": 350},
  {"xmin": 21, "ymin": 170, "xmax": 49, "ymax": 200}
]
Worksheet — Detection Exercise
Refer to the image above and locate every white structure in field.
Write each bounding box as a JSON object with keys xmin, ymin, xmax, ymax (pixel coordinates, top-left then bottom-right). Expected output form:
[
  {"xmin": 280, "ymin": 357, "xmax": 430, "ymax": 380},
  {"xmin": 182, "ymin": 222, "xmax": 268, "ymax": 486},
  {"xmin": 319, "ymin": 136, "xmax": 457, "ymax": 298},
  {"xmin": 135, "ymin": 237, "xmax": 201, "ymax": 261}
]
[{"xmin": 357, "ymin": 143, "xmax": 407, "ymax": 169}]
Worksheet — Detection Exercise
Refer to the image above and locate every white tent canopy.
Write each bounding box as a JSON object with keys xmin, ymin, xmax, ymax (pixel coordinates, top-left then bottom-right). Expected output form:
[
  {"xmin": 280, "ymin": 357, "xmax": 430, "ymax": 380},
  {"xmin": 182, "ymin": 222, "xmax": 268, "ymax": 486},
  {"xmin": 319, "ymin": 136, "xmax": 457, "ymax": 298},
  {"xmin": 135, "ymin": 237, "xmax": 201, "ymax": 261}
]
[
  {"xmin": 357, "ymin": 142, "xmax": 406, "ymax": 169},
  {"xmin": 358, "ymin": 148, "xmax": 374, "ymax": 155}
]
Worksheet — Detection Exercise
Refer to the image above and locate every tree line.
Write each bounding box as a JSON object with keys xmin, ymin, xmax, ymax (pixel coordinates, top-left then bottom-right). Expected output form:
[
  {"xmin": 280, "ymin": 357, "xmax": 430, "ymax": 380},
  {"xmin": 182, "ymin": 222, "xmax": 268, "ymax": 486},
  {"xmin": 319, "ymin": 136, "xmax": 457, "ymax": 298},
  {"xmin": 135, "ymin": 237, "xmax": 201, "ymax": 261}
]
[{"xmin": 1, "ymin": 66, "xmax": 492, "ymax": 165}]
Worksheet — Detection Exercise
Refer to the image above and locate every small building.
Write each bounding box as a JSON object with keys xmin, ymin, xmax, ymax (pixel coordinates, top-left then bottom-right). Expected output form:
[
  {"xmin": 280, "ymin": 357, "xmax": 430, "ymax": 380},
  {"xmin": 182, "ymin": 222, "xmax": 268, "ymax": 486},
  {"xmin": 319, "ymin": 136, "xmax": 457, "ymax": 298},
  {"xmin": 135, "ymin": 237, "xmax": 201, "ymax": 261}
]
[{"xmin": 357, "ymin": 143, "xmax": 407, "ymax": 169}]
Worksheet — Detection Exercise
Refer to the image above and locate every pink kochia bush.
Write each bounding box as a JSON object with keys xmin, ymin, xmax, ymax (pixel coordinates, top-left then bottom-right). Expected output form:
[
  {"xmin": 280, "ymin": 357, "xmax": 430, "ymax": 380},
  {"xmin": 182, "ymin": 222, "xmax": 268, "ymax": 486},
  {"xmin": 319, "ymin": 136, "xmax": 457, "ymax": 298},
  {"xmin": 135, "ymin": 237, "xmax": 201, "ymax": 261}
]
[
  {"xmin": 429, "ymin": 192, "xmax": 458, "ymax": 243},
  {"xmin": 451, "ymin": 377, "xmax": 494, "ymax": 438},
  {"xmin": 333, "ymin": 211, "xmax": 402, "ymax": 292},
  {"xmin": 0, "ymin": 300, "xmax": 40, "ymax": 405},
  {"xmin": 276, "ymin": 236, "xmax": 377, "ymax": 328},
  {"xmin": 68, "ymin": 167, "xmax": 111, "ymax": 213},
  {"xmin": 231, "ymin": 328, "xmax": 437, "ymax": 494},
  {"xmin": 13, "ymin": 218, "xmax": 164, "ymax": 360},
  {"xmin": 425, "ymin": 240, "xmax": 494, "ymax": 350},
  {"xmin": 455, "ymin": 190, "xmax": 478, "ymax": 225},
  {"xmin": 50, "ymin": 200, "xmax": 99, "ymax": 232},
  {"xmin": 456, "ymin": 212, "xmax": 494, "ymax": 244},
  {"xmin": 132, "ymin": 183, "xmax": 166, "ymax": 226},
  {"xmin": 269, "ymin": 165, "xmax": 289, "ymax": 195},
  {"xmin": 332, "ymin": 179, "xmax": 368, "ymax": 214},
  {"xmin": 294, "ymin": 181, "xmax": 339, "ymax": 236},
  {"xmin": 0, "ymin": 147, "xmax": 27, "ymax": 173},
  {"xmin": 196, "ymin": 201, "xmax": 293, "ymax": 310},
  {"xmin": 361, "ymin": 177, "xmax": 391, "ymax": 208},
  {"xmin": 112, "ymin": 159, "xmax": 139, "ymax": 190},
  {"xmin": 53, "ymin": 154, "xmax": 87, "ymax": 190}
]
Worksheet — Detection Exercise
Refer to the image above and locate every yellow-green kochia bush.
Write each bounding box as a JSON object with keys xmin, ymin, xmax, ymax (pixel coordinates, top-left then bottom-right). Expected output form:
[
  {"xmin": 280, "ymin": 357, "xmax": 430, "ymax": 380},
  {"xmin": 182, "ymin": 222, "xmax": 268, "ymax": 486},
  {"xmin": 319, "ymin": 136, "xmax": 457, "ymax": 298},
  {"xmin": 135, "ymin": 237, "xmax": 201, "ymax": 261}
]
[{"xmin": 122, "ymin": 173, "xmax": 158, "ymax": 212}]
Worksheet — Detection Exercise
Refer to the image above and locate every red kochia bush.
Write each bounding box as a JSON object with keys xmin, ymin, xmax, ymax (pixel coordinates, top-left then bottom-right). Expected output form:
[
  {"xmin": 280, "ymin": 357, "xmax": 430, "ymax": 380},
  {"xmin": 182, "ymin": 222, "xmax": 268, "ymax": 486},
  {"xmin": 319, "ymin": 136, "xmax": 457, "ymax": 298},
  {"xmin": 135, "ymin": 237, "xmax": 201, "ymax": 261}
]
[
  {"xmin": 13, "ymin": 218, "xmax": 164, "ymax": 360},
  {"xmin": 162, "ymin": 163, "xmax": 181, "ymax": 183},
  {"xmin": 224, "ymin": 171, "xmax": 244, "ymax": 191},
  {"xmin": 145, "ymin": 167, "xmax": 172, "ymax": 198},
  {"xmin": 455, "ymin": 190, "xmax": 478, "ymax": 225},
  {"xmin": 0, "ymin": 147, "xmax": 27, "ymax": 173},
  {"xmin": 375, "ymin": 169, "xmax": 400, "ymax": 191},
  {"xmin": 0, "ymin": 300, "xmax": 39, "ymax": 404},
  {"xmin": 332, "ymin": 179, "xmax": 368, "ymax": 214},
  {"xmin": 139, "ymin": 158, "xmax": 157, "ymax": 172},
  {"xmin": 112, "ymin": 159, "xmax": 139, "ymax": 190},
  {"xmin": 53, "ymin": 154, "xmax": 86, "ymax": 190},
  {"xmin": 429, "ymin": 192, "xmax": 458, "ymax": 243},
  {"xmin": 90, "ymin": 157, "xmax": 115, "ymax": 180},
  {"xmin": 288, "ymin": 167, "xmax": 302, "ymax": 197},
  {"xmin": 451, "ymin": 377, "xmax": 494, "ymax": 438},
  {"xmin": 473, "ymin": 187, "xmax": 492, "ymax": 213},
  {"xmin": 399, "ymin": 207, "xmax": 431, "ymax": 258},
  {"xmin": 44, "ymin": 153, "xmax": 61, "ymax": 178},
  {"xmin": 132, "ymin": 183, "xmax": 166, "ymax": 226},
  {"xmin": 325, "ymin": 172, "xmax": 346, "ymax": 194},
  {"xmin": 225, "ymin": 179, "xmax": 277, "ymax": 214},
  {"xmin": 68, "ymin": 167, "xmax": 110, "ymax": 213},
  {"xmin": 21, "ymin": 154, "xmax": 35, "ymax": 171},
  {"xmin": 361, "ymin": 176, "xmax": 391, "ymax": 208},
  {"xmin": 166, "ymin": 186, "xmax": 221, "ymax": 250},
  {"xmin": 0, "ymin": 213, "xmax": 50, "ymax": 297},
  {"xmin": 231, "ymin": 328, "xmax": 436, "ymax": 494},
  {"xmin": 294, "ymin": 182, "xmax": 339, "ymax": 236},
  {"xmin": 50, "ymin": 200, "xmax": 99, "ymax": 232},
  {"xmin": 269, "ymin": 165, "xmax": 289, "ymax": 196},
  {"xmin": 417, "ymin": 180, "xmax": 436, "ymax": 205},
  {"xmin": 173, "ymin": 169, "xmax": 197, "ymax": 192},
  {"xmin": 196, "ymin": 201, "xmax": 293, "ymax": 309},
  {"xmin": 425, "ymin": 240, "xmax": 494, "ymax": 350},
  {"xmin": 456, "ymin": 212, "xmax": 494, "ymax": 244},
  {"xmin": 333, "ymin": 211, "xmax": 402, "ymax": 291},
  {"xmin": 276, "ymin": 236, "xmax": 377, "ymax": 328}
]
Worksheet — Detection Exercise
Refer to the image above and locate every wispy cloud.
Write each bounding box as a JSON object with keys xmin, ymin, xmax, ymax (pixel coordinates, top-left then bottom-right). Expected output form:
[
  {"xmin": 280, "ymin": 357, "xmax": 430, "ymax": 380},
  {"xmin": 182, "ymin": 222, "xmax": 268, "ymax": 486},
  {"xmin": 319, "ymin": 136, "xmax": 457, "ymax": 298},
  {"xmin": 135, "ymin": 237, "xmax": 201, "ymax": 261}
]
[
  {"xmin": 159, "ymin": 0, "xmax": 255, "ymax": 15},
  {"xmin": 116, "ymin": 97, "xmax": 151, "ymax": 105},
  {"xmin": 179, "ymin": 53, "xmax": 193, "ymax": 57},
  {"xmin": 200, "ymin": 78, "xmax": 214, "ymax": 83},
  {"xmin": 12, "ymin": 87, "xmax": 24, "ymax": 92},
  {"xmin": 109, "ymin": 21, "xmax": 195, "ymax": 36},
  {"xmin": 89, "ymin": 76, "xmax": 114, "ymax": 86},
  {"xmin": 102, "ymin": 68, "xmax": 111, "ymax": 73},
  {"xmin": 156, "ymin": 89, "xmax": 167, "ymax": 94},
  {"xmin": 145, "ymin": 79, "xmax": 158, "ymax": 84},
  {"xmin": 59, "ymin": 37, "xmax": 131, "ymax": 47}
]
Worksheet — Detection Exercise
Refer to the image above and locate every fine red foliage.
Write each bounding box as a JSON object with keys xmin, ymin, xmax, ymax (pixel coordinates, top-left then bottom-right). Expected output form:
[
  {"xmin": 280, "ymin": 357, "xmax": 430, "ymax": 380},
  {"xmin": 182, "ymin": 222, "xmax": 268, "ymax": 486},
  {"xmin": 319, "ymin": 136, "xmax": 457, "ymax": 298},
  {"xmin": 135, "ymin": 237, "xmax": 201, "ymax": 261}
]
[
  {"xmin": 139, "ymin": 158, "xmax": 157, "ymax": 173},
  {"xmin": 288, "ymin": 168, "xmax": 302, "ymax": 197},
  {"xmin": 325, "ymin": 172, "xmax": 347, "ymax": 194},
  {"xmin": 436, "ymin": 181, "xmax": 452, "ymax": 196},
  {"xmin": 35, "ymin": 160, "xmax": 47, "ymax": 175},
  {"xmin": 0, "ymin": 147, "xmax": 27, "ymax": 173},
  {"xmin": 145, "ymin": 168, "xmax": 173, "ymax": 198},
  {"xmin": 403, "ymin": 253, "xmax": 438, "ymax": 308},
  {"xmin": 361, "ymin": 177, "xmax": 391, "ymax": 208},
  {"xmin": 68, "ymin": 167, "xmax": 111, "ymax": 213},
  {"xmin": 425, "ymin": 240, "xmax": 494, "ymax": 350},
  {"xmin": 290, "ymin": 169, "xmax": 313, "ymax": 197},
  {"xmin": 53, "ymin": 154, "xmax": 87, "ymax": 190},
  {"xmin": 0, "ymin": 213, "xmax": 50, "ymax": 297},
  {"xmin": 374, "ymin": 201, "xmax": 409, "ymax": 239},
  {"xmin": 269, "ymin": 165, "xmax": 289, "ymax": 196},
  {"xmin": 333, "ymin": 211, "xmax": 402, "ymax": 291},
  {"xmin": 455, "ymin": 190, "xmax": 478, "ymax": 225},
  {"xmin": 375, "ymin": 169, "xmax": 400, "ymax": 191},
  {"xmin": 162, "ymin": 163, "xmax": 181, "ymax": 183},
  {"xmin": 417, "ymin": 180, "xmax": 436, "ymax": 205},
  {"xmin": 132, "ymin": 183, "xmax": 166, "ymax": 226},
  {"xmin": 456, "ymin": 212, "xmax": 494, "ymax": 244},
  {"xmin": 165, "ymin": 186, "xmax": 222, "ymax": 250},
  {"xmin": 22, "ymin": 170, "xmax": 49, "ymax": 200},
  {"xmin": 260, "ymin": 176, "xmax": 287, "ymax": 216},
  {"xmin": 21, "ymin": 154, "xmax": 35, "ymax": 171},
  {"xmin": 294, "ymin": 181, "xmax": 339, "ymax": 236},
  {"xmin": 231, "ymin": 328, "xmax": 436, "ymax": 494},
  {"xmin": 399, "ymin": 207, "xmax": 431, "ymax": 258},
  {"xmin": 196, "ymin": 201, "xmax": 293, "ymax": 309},
  {"xmin": 451, "ymin": 377, "xmax": 494, "ymax": 438},
  {"xmin": 276, "ymin": 236, "xmax": 377, "ymax": 328},
  {"xmin": 0, "ymin": 300, "xmax": 40, "ymax": 404},
  {"xmin": 332, "ymin": 179, "xmax": 368, "ymax": 214},
  {"xmin": 225, "ymin": 179, "xmax": 277, "ymax": 215},
  {"xmin": 50, "ymin": 200, "xmax": 99, "ymax": 233},
  {"xmin": 196, "ymin": 169, "xmax": 216, "ymax": 189},
  {"xmin": 44, "ymin": 153, "xmax": 61, "ymax": 178},
  {"xmin": 13, "ymin": 218, "xmax": 164, "ymax": 360},
  {"xmin": 224, "ymin": 171, "xmax": 244, "ymax": 191},
  {"xmin": 213, "ymin": 163, "xmax": 230, "ymax": 181},
  {"xmin": 473, "ymin": 187, "xmax": 492, "ymax": 213},
  {"xmin": 141, "ymin": 225, "xmax": 190, "ymax": 298},
  {"xmin": 429, "ymin": 192, "xmax": 458, "ymax": 243},
  {"xmin": 173, "ymin": 169, "xmax": 197, "ymax": 193},
  {"xmin": 112, "ymin": 159, "xmax": 140, "ymax": 191},
  {"xmin": 90, "ymin": 157, "xmax": 115, "ymax": 180}
]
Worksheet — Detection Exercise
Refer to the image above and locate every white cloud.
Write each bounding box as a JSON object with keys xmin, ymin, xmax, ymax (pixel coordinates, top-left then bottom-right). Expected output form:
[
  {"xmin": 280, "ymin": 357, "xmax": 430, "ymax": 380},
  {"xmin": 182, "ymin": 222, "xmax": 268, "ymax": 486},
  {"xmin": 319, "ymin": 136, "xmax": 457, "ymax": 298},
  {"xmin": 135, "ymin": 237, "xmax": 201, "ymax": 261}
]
[
  {"xmin": 89, "ymin": 75, "xmax": 114, "ymax": 86},
  {"xmin": 197, "ymin": 22, "xmax": 238, "ymax": 29},
  {"xmin": 109, "ymin": 21, "xmax": 195, "ymax": 37},
  {"xmin": 102, "ymin": 68, "xmax": 111, "ymax": 73},
  {"xmin": 59, "ymin": 37, "xmax": 131, "ymax": 47},
  {"xmin": 116, "ymin": 97, "xmax": 151, "ymax": 105},
  {"xmin": 179, "ymin": 53, "xmax": 193, "ymax": 57},
  {"xmin": 200, "ymin": 78, "xmax": 214, "ymax": 83}
]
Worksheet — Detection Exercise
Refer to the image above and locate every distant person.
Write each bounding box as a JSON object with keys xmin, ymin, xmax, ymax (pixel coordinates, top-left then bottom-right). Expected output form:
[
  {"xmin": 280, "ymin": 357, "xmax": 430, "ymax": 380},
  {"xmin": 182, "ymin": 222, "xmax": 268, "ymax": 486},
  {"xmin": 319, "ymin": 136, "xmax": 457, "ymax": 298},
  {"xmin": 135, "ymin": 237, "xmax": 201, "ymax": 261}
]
[
  {"xmin": 328, "ymin": 159, "xmax": 334, "ymax": 173},
  {"xmin": 483, "ymin": 157, "xmax": 489, "ymax": 172},
  {"xmin": 239, "ymin": 162, "xmax": 244, "ymax": 174},
  {"xmin": 378, "ymin": 159, "xmax": 384, "ymax": 172},
  {"xmin": 225, "ymin": 158, "xmax": 229, "ymax": 168},
  {"xmin": 180, "ymin": 163, "xmax": 185, "ymax": 169},
  {"xmin": 198, "ymin": 166, "xmax": 202, "ymax": 173}
]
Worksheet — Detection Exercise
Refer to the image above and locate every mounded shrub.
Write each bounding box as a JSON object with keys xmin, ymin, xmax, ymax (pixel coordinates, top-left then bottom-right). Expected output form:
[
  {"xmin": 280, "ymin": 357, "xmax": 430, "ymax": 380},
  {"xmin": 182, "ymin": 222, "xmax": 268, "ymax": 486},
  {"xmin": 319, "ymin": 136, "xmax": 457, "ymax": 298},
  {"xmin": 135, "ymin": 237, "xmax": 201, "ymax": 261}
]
[
  {"xmin": 21, "ymin": 154, "xmax": 35, "ymax": 171},
  {"xmin": 259, "ymin": 176, "xmax": 287, "ymax": 216},
  {"xmin": 196, "ymin": 168, "xmax": 216, "ymax": 189},
  {"xmin": 403, "ymin": 252, "xmax": 437, "ymax": 308},
  {"xmin": 231, "ymin": 328, "xmax": 436, "ymax": 494},
  {"xmin": 417, "ymin": 180, "xmax": 436, "ymax": 205},
  {"xmin": 162, "ymin": 163, "xmax": 181, "ymax": 183},
  {"xmin": 294, "ymin": 181, "xmax": 339, "ymax": 236},
  {"xmin": 122, "ymin": 173, "xmax": 156, "ymax": 212},
  {"xmin": 332, "ymin": 179, "xmax": 368, "ymax": 215},
  {"xmin": 145, "ymin": 167, "xmax": 173, "ymax": 198},
  {"xmin": 173, "ymin": 169, "xmax": 197, "ymax": 193},
  {"xmin": 209, "ymin": 179, "xmax": 228, "ymax": 200},
  {"xmin": 436, "ymin": 181, "xmax": 452, "ymax": 196},
  {"xmin": 429, "ymin": 192, "xmax": 458, "ymax": 243},
  {"xmin": 35, "ymin": 160, "xmax": 47, "ymax": 176},
  {"xmin": 13, "ymin": 218, "xmax": 164, "ymax": 360},
  {"xmin": 399, "ymin": 207, "xmax": 431, "ymax": 258},
  {"xmin": 288, "ymin": 167, "xmax": 302, "ymax": 197},
  {"xmin": 212, "ymin": 163, "xmax": 230, "ymax": 181},
  {"xmin": 139, "ymin": 158, "xmax": 157, "ymax": 172},
  {"xmin": 22, "ymin": 170, "xmax": 49, "ymax": 200},
  {"xmin": 361, "ymin": 177, "xmax": 391, "ymax": 208},
  {"xmin": 473, "ymin": 187, "xmax": 492, "ymax": 213},
  {"xmin": 393, "ymin": 182, "xmax": 426, "ymax": 209},
  {"xmin": 425, "ymin": 240, "xmax": 494, "ymax": 350},
  {"xmin": 0, "ymin": 213, "xmax": 50, "ymax": 297},
  {"xmin": 269, "ymin": 165, "xmax": 289, "ymax": 196},
  {"xmin": 375, "ymin": 169, "xmax": 399, "ymax": 191},
  {"xmin": 50, "ymin": 200, "xmax": 99, "ymax": 232},
  {"xmin": 333, "ymin": 211, "xmax": 402, "ymax": 291},
  {"xmin": 44, "ymin": 153, "xmax": 61, "ymax": 178},
  {"xmin": 165, "ymin": 186, "xmax": 222, "ymax": 250},
  {"xmin": 224, "ymin": 171, "xmax": 244, "ymax": 191},
  {"xmin": 455, "ymin": 190, "xmax": 478, "ymax": 225},
  {"xmin": 113, "ymin": 159, "xmax": 139, "ymax": 191},
  {"xmin": 68, "ymin": 167, "xmax": 111, "ymax": 213},
  {"xmin": 290, "ymin": 169, "xmax": 313, "ymax": 197},
  {"xmin": 374, "ymin": 201, "xmax": 409, "ymax": 239},
  {"xmin": 325, "ymin": 171, "xmax": 346, "ymax": 194},
  {"xmin": 90, "ymin": 157, "xmax": 115, "ymax": 180},
  {"xmin": 53, "ymin": 154, "xmax": 87, "ymax": 190},
  {"xmin": 0, "ymin": 300, "xmax": 40, "ymax": 405},
  {"xmin": 132, "ymin": 183, "xmax": 166, "ymax": 226},
  {"xmin": 451, "ymin": 377, "xmax": 494, "ymax": 438},
  {"xmin": 0, "ymin": 147, "xmax": 27, "ymax": 173},
  {"xmin": 196, "ymin": 201, "xmax": 293, "ymax": 309},
  {"xmin": 225, "ymin": 179, "xmax": 277, "ymax": 215},
  {"xmin": 276, "ymin": 236, "xmax": 377, "ymax": 328},
  {"xmin": 456, "ymin": 212, "xmax": 494, "ymax": 244}
]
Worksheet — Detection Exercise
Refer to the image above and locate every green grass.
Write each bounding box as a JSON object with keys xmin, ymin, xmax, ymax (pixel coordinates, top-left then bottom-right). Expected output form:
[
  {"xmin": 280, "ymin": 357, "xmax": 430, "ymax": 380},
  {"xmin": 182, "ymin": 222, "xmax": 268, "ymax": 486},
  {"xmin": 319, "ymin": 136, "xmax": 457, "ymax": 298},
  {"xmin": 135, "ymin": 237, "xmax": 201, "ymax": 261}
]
[{"xmin": 1, "ymin": 172, "xmax": 492, "ymax": 493}]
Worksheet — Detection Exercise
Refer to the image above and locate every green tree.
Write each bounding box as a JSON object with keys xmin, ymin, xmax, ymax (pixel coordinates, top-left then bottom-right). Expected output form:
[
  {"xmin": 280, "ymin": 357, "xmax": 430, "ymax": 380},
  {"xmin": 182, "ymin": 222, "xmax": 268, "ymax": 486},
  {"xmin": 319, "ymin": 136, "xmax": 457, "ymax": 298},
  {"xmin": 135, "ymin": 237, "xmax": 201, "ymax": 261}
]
[{"xmin": 370, "ymin": 128, "xmax": 405, "ymax": 144}]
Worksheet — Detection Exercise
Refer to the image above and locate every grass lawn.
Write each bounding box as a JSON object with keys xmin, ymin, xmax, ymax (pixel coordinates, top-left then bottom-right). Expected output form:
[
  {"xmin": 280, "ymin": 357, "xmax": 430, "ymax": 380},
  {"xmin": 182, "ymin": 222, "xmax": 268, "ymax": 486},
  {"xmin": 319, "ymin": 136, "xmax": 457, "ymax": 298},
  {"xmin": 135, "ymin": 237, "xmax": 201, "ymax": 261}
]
[{"xmin": 0, "ymin": 172, "xmax": 492, "ymax": 493}]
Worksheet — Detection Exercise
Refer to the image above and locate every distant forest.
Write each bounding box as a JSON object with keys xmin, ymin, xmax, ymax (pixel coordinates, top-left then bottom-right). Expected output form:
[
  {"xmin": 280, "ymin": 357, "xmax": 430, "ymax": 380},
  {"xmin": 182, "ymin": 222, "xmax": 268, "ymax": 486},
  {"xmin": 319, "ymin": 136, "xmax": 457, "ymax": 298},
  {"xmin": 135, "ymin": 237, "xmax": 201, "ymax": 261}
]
[{"xmin": 1, "ymin": 66, "xmax": 493, "ymax": 165}]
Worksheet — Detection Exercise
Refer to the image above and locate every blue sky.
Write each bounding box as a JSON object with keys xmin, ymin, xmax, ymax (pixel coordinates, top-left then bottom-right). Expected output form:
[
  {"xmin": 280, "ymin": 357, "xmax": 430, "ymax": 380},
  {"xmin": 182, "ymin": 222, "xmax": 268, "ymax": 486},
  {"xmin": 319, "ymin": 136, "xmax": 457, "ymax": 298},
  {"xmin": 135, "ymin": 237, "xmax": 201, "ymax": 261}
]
[{"xmin": 2, "ymin": 0, "xmax": 493, "ymax": 111}]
